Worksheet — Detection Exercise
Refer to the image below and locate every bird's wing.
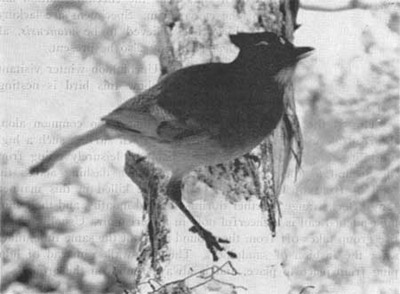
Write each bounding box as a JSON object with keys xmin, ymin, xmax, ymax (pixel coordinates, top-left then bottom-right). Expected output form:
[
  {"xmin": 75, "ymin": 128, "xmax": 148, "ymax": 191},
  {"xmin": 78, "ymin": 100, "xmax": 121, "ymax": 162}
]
[{"xmin": 101, "ymin": 68, "xmax": 211, "ymax": 141}]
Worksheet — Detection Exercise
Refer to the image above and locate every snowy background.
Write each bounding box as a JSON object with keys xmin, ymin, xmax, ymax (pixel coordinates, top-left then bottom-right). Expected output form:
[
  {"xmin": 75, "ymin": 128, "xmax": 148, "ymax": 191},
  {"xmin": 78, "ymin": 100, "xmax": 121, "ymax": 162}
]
[{"xmin": 1, "ymin": 0, "xmax": 399, "ymax": 293}]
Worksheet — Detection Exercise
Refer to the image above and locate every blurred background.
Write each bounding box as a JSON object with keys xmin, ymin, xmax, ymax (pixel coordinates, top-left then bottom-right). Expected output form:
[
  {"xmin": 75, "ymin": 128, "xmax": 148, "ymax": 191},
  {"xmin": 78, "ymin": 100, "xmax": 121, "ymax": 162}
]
[{"xmin": 1, "ymin": 0, "xmax": 399, "ymax": 293}]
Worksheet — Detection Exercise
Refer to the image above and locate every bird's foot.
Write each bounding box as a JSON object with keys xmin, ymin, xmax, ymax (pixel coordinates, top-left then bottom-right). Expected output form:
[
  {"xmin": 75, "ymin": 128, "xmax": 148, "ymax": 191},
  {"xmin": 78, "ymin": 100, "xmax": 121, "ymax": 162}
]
[{"xmin": 189, "ymin": 226, "xmax": 237, "ymax": 261}]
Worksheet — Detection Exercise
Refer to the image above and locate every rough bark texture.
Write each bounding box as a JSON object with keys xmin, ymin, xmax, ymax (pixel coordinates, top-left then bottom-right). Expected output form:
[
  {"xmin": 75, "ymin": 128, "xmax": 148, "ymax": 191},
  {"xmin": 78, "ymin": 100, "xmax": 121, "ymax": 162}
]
[
  {"xmin": 124, "ymin": 152, "xmax": 170, "ymax": 289},
  {"xmin": 124, "ymin": 0, "xmax": 302, "ymax": 292}
]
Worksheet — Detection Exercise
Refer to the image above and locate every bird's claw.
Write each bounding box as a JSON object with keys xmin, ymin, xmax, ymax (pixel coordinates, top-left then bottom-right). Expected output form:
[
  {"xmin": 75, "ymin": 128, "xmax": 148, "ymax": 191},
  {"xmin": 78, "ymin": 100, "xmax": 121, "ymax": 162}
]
[{"xmin": 189, "ymin": 226, "xmax": 237, "ymax": 261}]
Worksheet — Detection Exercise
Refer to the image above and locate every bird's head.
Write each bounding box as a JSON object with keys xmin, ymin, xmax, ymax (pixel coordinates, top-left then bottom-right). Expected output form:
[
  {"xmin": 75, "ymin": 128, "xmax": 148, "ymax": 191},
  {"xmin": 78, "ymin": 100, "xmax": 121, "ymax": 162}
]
[{"xmin": 230, "ymin": 32, "xmax": 313, "ymax": 83}]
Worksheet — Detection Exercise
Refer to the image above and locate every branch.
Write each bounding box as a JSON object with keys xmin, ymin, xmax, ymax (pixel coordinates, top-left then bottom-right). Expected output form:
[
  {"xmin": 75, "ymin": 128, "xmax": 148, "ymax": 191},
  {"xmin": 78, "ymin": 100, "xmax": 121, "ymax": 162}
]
[
  {"xmin": 300, "ymin": 0, "xmax": 399, "ymax": 12},
  {"xmin": 124, "ymin": 152, "xmax": 170, "ymax": 289}
]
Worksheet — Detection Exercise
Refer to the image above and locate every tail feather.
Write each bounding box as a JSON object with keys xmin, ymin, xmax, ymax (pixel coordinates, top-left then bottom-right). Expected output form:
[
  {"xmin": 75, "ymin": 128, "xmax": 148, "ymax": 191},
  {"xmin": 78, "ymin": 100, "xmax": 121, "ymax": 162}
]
[{"xmin": 29, "ymin": 124, "xmax": 112, "ymax": 174}]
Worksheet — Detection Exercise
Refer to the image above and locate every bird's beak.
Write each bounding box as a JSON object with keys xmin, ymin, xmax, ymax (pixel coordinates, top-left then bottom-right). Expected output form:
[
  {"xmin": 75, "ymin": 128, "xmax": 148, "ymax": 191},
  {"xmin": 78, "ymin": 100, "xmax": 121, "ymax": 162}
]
[{"xmin": 295, "ymin": 47, "xmax": 314, "ymax": 60}]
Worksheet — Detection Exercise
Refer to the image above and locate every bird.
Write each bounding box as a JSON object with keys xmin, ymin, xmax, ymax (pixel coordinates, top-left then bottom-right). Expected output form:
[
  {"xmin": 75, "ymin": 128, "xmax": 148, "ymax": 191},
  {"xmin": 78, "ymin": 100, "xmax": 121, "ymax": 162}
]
[{"xmin": 29, "ymin": 31, "xmax": 313, "ymax": 261}]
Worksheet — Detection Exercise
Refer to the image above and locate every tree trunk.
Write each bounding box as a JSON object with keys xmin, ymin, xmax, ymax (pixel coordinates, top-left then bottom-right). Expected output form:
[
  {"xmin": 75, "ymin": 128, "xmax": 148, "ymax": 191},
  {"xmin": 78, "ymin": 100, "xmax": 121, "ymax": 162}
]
[{"xmin": 124, "ymin": 0, "xmax": 302, "ymax": 293}]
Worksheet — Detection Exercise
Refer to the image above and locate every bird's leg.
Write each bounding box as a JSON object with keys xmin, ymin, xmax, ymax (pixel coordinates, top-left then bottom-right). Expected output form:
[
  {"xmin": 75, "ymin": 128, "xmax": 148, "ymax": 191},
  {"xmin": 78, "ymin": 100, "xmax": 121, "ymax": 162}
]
[{"xmin": 166, "ymin": 177, "xmax": 236, "ymax": 261}]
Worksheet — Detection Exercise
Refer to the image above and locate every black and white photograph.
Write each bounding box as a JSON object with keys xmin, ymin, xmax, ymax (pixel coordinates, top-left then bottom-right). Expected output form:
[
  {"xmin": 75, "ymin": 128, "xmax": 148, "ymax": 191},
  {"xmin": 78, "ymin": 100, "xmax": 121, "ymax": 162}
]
[{"xmin": 1, "ymin": 0, "xmax": 399, "ymax": 293}]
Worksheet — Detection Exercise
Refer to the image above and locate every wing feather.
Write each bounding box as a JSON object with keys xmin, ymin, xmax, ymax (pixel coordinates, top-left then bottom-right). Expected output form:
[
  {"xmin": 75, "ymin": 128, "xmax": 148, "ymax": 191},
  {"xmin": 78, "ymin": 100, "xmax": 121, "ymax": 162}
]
[{"xmin": 101, "ymin": 73, "xmax": 207, "ymax": 141}]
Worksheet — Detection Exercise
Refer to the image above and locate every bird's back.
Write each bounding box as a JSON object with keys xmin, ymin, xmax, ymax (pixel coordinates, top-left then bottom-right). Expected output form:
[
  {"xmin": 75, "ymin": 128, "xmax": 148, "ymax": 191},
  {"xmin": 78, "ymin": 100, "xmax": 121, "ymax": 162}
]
[{"xmin": 103, "ymin": 61, "xmax": 284, "ymax": 151}]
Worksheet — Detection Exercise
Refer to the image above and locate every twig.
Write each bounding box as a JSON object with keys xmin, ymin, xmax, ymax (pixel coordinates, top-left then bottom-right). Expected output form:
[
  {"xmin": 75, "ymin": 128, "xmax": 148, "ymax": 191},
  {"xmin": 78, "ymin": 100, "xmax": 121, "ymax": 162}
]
[
  {"xmin": 135, "ymin": 261, "xmax": 247, "ymax": 293},
  {"xmin": 300, "ymin": 0, "xmax": 398, "ymax": 12}
]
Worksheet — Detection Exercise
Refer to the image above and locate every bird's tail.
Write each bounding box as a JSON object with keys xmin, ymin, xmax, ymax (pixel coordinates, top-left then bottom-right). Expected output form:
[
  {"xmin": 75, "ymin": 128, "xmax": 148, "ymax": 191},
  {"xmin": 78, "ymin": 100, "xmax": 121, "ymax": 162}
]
[{"xmin": 29, "ymin": 124, "xmax": 113, "ymax": 174}]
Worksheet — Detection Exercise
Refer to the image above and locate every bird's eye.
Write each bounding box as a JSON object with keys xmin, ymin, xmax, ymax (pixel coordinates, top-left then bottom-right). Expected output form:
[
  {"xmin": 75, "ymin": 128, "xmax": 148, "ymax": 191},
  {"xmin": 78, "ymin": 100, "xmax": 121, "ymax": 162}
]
[
  {"xmin": 279, "ymin": 37, "xmax": 285, "ymax": 44},
  {"xmin": 255, "ymin": 41, "xmax": 269, "ymax": 47}
]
